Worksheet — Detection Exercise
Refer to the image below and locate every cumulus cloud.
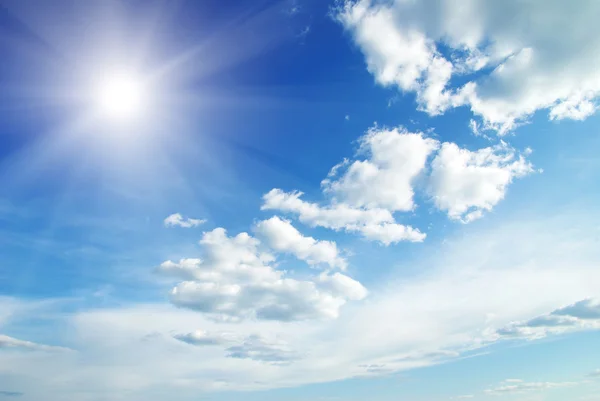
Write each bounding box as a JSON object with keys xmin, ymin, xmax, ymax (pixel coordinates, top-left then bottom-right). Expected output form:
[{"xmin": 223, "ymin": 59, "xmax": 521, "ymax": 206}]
[
  {"xmin": 164, "ymin": 213, "xmax": 206, "ymax": 228},
  {"xmin": 484, "ymin": 379, "xmax": 579, "ymax": 394},
  {"xmin": 264, "ymin": 126, "xmax": 532, "ymax": 232},
  {"xmin": 0, "ymin": 334, "xmax": 68, "ymax": 352},
  {"xmin": 322, "ymin": 127, "xmax": 439, "ymax": 212},
  {"xmin": 429, "ymin": 142, "xmax": 534, "ymax": 222},
  {"xmin": 336, "ymin": 0, "xmax": 600, "ymax": 133},
  {"xmin": 262, "ymin": 189, "xmax": 425, "ymax": 244},
  {"xmin": 3, "ymin": 213, "xmax": 600, "ymax": 398},
  {"xmin": 225, "ymin": 334, "xmax": 300, "ymax": 365},
  {"xmin": 160, "ymin": 228, "xmax": 367, "ymax": 322},
  {"xmin": 254, "ymin": 216, "xmax": 347, "ymax": 270}
]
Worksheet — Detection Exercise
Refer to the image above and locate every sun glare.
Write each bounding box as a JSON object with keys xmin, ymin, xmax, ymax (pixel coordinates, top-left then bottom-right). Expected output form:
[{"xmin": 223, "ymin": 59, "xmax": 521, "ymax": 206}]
[{"xmin": 94, "ymin": 72, "xmax": 146, "ymax": 121}]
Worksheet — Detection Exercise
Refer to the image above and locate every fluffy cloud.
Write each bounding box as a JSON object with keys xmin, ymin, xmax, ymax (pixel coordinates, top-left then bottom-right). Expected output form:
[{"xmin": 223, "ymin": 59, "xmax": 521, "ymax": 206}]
[
  {"xmin": 0, "ymin": 334, "xmax": 68, "ymax": 352},
  {"xmin": 429, "ymin": 142, "xmax": 534, "ymax": 222},
  {"xmin": 322, "ymin": 127, "xmax": 439, "ymax": 211},
  {"xmin": 225, "ymin": 334, "xmax": 300, "ymax": 365},
  {"xmin": 336, "ymin": 0, "xmax": 600, "ymax": 133},
  {"xmin": 484, "ymin": 379, "xmax": 579, "ymax": 394},
  {"xmin": 264, "ymin": 127, "xmax": 532, "ymax": 232},
  {"xmin": 2, "ymin": 212, "xmax": 600, "ymax": 399},
  {"xmin": 160, "ymin": 228, "xmax": 367, "ymax": 322},
  {"xmin": 262, "ymin": 189, "xmax": 425, "ymax": 244},
  {"xmin": 254, "ymin": 216, "xmax": 347, "ymax": 269},
  {"xmin": 164, "ymin": 213, "xmax": 206, "ymax": 228},
  {"xmin": 494, "ymin": 298, "xmax": 600, "ymax": 340}
]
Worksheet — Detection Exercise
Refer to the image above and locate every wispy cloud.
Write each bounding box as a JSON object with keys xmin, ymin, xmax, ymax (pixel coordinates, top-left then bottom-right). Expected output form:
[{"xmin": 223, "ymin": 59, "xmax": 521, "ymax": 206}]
[{"xmin": 485, "ymin": 379, "xmax": 579, "ymax": 395}]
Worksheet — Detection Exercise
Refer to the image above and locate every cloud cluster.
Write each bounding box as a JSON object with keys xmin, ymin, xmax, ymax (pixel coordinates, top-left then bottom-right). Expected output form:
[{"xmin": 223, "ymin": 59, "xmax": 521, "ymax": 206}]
[
  {"xmin": 336, "ymin": 0, "xmax": 600, "ymax": 133},
  {"xmin": 164, "ymin": 213, "xmax": 206, "ymax": 228},
  {"xmin": 494, "ymin": 299, "xmax": 600, "ymax": 340},
  {"xmin": 263, "ymin": 127, "xmax": 532, "ymax": 240},
  {"xmin": 3, "ymin": 212, "xmax": 600, "ymax": 398},
  {"xmin": 159, "ymin": 228, "xmax": 367, "ymax": 322}
]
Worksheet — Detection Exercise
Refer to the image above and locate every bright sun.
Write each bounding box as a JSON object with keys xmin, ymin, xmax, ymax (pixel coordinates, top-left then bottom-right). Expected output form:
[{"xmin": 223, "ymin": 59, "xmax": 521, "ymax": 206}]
[{"xmin": 94, "ymin": 72, "xmax": 146, "ymax": 121}]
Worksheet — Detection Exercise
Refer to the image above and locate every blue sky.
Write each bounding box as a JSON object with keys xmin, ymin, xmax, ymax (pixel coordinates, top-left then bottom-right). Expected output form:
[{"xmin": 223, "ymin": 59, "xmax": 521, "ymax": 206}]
[{"xmin": 1, "ymin": 0, "xmax": 600, "ymax": 400}]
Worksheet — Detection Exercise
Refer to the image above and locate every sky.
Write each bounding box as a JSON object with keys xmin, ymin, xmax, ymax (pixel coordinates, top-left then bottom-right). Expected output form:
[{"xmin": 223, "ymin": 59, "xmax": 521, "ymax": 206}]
[{"xmin": 0, "ymin": 0, "xmax": 600, "ymax": 400}]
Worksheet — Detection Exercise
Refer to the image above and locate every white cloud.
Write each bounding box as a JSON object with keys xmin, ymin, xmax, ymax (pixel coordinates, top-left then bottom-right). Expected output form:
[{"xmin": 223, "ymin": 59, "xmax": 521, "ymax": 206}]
[
  {"xmin": 494, "ymin": 298, "xmax": 600, "ymax": 340},
  {"xmin": 336, "ymin": 0, "xmax": 600, "ymax": 133},
  {"xmin": 264, "ymin": 126, "xmax": 532, "ymax": 231},
  {"xmin": 485, "ymin": 379, "xmax": 579, "ymax": 394},
  {"xmin": 173, "ymin": 330, "xmax": 300, "ymax": 364},
  {"xmin": 164, "ymin": 213, "xmax": 206, "ymax": 228},
  {"xmin": 322, "ymin": 127, "xmax": 439, "ymax": 212},
  {"xmin": 428, "ymin": 142, "xmax": 534, "ymax": 222},
  {"xmin": 0, "ymin": 334, "xmax": 69, "ymax": 352},
  {"xmin": 225, "ymin": 334, "xmax": 300, "ymax": 365},
  {"xmin": 173, "ymin": 330, "xmax": 236, "ymax": 346},
  {"xmin": 254, "ymin": 216, "xmax": 347, "ymax": 270},
  {"xmin": 2, "ymin": 212, "xmax": 600, "ymax": 398},
  {"xmin": 161, "ymin": 228, "xmax": 366, "ymax": 322},
  {"xmin": 262, "ymin": 188, "xmax": 425, "ymax": 244}
]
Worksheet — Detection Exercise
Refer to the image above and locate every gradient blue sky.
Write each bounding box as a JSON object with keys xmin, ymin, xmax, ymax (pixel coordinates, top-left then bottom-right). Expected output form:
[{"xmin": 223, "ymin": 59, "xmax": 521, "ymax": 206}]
[{"xmin": 1, "ymin": 1, "xmax": 600, "ymax": 400}]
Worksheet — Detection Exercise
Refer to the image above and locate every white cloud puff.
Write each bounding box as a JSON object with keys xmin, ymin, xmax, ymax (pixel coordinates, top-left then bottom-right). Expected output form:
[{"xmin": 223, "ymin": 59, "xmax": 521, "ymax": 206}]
[
  {"xmin": 164, "ymin": 213, "xmax": 206, "ymax": 228},
  {"xmin": 262, "ymin": 189, "xmax": 425, "ymax": 244},
  {"xmin": 429, "ymin": 142, "xmax": 534, "ymax": 222},
  {"xmin": 336, "ymin": 0, "xmax": 600, "ymax": 133},
  {"xmin": 160, "ymin": 228, "xmax": 367, "ymax": 322},
  {"xmin": 254, "ymin": 216, "xmax": 347, "ymax": 270},
  {"xmin": 322, "ymin": 127, "xmax": 439, "ymax": 212}
]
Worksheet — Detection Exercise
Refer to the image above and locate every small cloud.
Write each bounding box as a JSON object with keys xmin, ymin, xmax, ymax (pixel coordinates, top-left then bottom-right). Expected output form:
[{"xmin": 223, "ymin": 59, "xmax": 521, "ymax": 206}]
[
  {"xmin": 164, "ymin": 213, "xmax": 206, "ymax": 228},
  {"xmin": 173, "ymin": 330, "xmax": 236, "ymax": 346},
  {"xmin": 451, "ymin": 396, "xmax": 473, "ymax": 400},
  {"xmin": 588, "ymin": 369, "xmax": 600, "ymax": 378},
  {"xmin": 297, "ymin": 25, "xmax": 311, "ymax": 39},
  {"xmin": 345, "ymin": 114, "xmax": 350, "ymax": 120},
  {"xmin": 485, "ymin": 379, "xmax": 579, "ymax": 394}
]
